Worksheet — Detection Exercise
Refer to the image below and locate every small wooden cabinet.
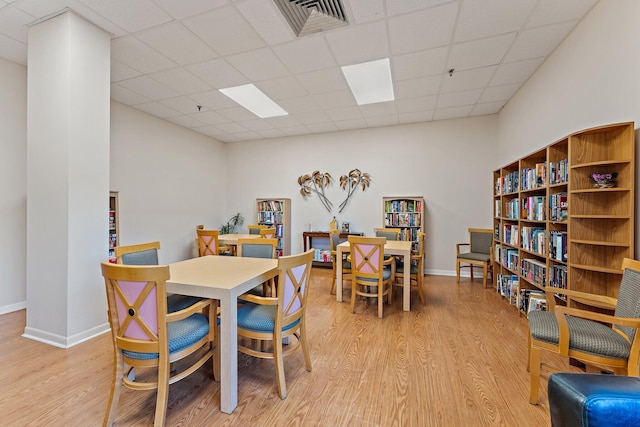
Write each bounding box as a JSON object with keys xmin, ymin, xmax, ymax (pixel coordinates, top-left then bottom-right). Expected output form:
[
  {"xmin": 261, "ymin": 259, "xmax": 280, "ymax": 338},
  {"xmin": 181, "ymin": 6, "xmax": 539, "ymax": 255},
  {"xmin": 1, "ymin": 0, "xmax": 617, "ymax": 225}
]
[
  {"xmin": 382, "ymin": 196, "xmax": 425, "ymax": 250},
  {"xmin": 109, "ymin": 191, "xmax": 119, "ymax": 262},
  {"xmin": 303, "ymin": 231, "xmax": 363, "ymax": 268},
  {"xmin": 493, "ymin": 122, "xmax": 634, "ymax": 315},
  {"xmin": 256, "ymin": 198, "xmax": 291, "ymax": 257}
]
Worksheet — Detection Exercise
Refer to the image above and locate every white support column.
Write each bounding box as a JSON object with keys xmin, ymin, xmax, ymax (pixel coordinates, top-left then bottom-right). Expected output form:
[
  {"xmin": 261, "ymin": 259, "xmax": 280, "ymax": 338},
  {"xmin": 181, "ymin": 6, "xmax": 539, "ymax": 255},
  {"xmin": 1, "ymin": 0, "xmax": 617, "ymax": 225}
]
[{"xmin": 25, "ymin": 11, "xmax": 111, "ymax": 347}]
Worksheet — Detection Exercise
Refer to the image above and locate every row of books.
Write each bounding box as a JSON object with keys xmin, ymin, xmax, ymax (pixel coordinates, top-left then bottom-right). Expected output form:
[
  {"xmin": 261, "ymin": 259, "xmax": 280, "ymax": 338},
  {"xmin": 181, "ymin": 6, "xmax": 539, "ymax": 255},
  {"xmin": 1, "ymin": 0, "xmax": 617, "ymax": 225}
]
[
  {"xmin": 522, "ymin": 195, "xmax": 545, "ymax": 221},
  {"xmin": 495, "ymin": 245, "xmax": 519, "ymax": 271},
  {"xmin": 313, "ymin": 248, "xmax": 331, "ymax": 262},
  {"xmin": 521, "ymin": 258, "xmax": 546, "ymax": 287},
  {"xmin": 549, "ymin": 231, "xmax": 567, "ymax": 262},
  {"xmin": 504, "ymin": 198, "xmax": 519, "ymax": 219},
  {"xmin": 385, "ymin": 199, "xmax": 421, "ymax": 213},
  {"xmin": 519, "ymin": 289, "xmax": 547, "ymax": 315},
  {"xmin": 521, "ymin": 163, "xmax": 546, "ymax": 190},
  {"xmin": 385, "ymin": 212, "xmax": 421, "ymax": 227},
  {"xmin": 550, "ymin": 265, "xmax": 568, "ymax": 301},
  {"xmin": 521, "ymin": 226, "xmax": 545, "ymax": 255},
  {"xmin": 257, "ymin": 200, "xmax": 286, "ymax": 212},
  {"xmin": 549, "ymin": 159, "xmax": 568, "ymax": 185},
  {"xmin": 497, "ymin": 274, "xmax": 519, "ymax": 305},
  {"xmin": 496, "ymin": 170, "xmax": 520, "ymax": 195},
  {"xmin": 549, "ymin": 192, "xmax": 568, "ymax": 222},
  {"xmin": 258, "ymin": 211, "xmax": 284, "ymax": 225},
  {"xmin": 503, "ymin": 224, "xmax": 519, "ymax": 246}
]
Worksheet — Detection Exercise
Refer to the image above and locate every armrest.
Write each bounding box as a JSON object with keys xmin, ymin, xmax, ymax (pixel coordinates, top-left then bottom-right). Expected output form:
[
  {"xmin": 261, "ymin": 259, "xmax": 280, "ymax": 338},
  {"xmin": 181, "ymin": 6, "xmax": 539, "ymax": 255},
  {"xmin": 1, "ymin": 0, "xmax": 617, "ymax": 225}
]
[
  {"xmin": 167, "ymin": 298, "xmax": 216, "ymax": 322},
  {"xmin": 545, "ymin": 287, "xmax": 617, "ymax": 311},
  {"xmin": 456, "ymin": 243, "xmax": 470, "ymax": 255},
  {"xmin": 237, "ymin": 293, "xmax": 278, "ymax": 305},
  {"xmin": 383, "ymin": 256, "xmax": 396, "ymax": 274}
]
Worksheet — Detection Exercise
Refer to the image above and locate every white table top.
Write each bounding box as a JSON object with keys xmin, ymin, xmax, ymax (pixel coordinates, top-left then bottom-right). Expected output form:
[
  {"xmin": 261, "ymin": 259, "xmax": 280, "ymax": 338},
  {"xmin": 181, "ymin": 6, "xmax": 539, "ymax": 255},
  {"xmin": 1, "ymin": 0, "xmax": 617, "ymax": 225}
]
[{"xmin": 218, "ymin": 233, "xmax": 261, "ymax": 246}]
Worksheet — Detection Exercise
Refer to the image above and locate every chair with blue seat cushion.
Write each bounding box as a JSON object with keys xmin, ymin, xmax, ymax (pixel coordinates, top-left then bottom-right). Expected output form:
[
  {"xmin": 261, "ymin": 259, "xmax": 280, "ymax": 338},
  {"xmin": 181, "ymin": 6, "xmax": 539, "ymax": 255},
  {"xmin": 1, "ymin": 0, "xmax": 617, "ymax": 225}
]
[
  {"xmin": 114, "ymin": 241, "xmax": 203, "ymax": 313},
  {"xmin": 456, "ymin": 228, "xmax": 493, "ymax": 288},
  {"xmin": 548, "ymin": 373, "xmax": 640, "ymax": 427},
  {"xmin": 237, "ymin": 238, "xmax": 278, "ymax": 296},
  {"xmin": 528, "ymin": 257, "xmax": 640, "ymax": 404},
  {"xmin": 348, "ymin": 235, "xmax": 395, "ymax": 318},
  {"xmin": 100, "ymin": 262, "xmax": 218, "ymax": 426},
  {"xmin": 236, "ymin": 249, "xmax": 314, "ymax": 399},
  {"xmin": 329, "ymin": 229, "xmax": 351, "ymax": 295},
  {"xmin": 395, "ymin": 231, "xmax": 426, "ymax": 305}
]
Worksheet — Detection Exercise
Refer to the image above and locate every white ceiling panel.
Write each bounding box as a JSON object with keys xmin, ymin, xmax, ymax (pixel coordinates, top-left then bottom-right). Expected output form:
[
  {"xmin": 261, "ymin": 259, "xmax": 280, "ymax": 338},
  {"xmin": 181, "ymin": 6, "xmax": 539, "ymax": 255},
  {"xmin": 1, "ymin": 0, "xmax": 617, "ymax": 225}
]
[{"xmin": 0, "ymin": 0, "xmax": 598, "ymax": 142}]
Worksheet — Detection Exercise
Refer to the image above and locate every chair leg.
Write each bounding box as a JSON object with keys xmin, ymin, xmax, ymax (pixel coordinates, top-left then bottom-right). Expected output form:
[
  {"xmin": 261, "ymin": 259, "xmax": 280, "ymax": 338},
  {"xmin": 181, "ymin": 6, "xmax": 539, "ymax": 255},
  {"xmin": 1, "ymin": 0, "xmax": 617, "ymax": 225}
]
[
  {"xmin": 378, "ymin": 284, "xmax": 384, "ymax": 318},
  {"xmin": 330, "ymin": 263, "xmax": 337, "ymax": 294},
  {"xmin": 154, "ymin": 358, "xmax": 170, "ymax": 426},
  {"xmin": 456, "ymin": 260, "xmax": 460, "ymax": 283},
  {"xmin": 416, "ymin": 273, "xmax": 426, "ymax": 305},
  {"xmin": 104, "ymin": 352, "xmax": 124, "ymax": 427},
  {"xmin": 529, "ymin": 346, "xmax": 541, "ymax": 405},
  {"xmin": 350, "ymin": 281, "xmax": 357, "ymax": 313},
  {"xmin": 300, "ymin": 324, "xmax": 312, "ymax": 373},
  {"xmin": 274, "ymin": 330, "xmax": 287, "ymax": 399},
  {"xmin": 482, "ymin": 264, "xmax": 488, "ymax": 288}
]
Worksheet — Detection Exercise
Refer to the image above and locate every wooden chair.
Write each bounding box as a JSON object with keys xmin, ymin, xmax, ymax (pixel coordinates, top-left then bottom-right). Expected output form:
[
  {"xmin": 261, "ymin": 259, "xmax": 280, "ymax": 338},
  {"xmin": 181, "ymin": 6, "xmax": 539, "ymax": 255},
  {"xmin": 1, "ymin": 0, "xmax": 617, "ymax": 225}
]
[
  {"xmin": 259, "ymin": 227, "xmax": 277, "ymax": 239},
  {"xmin": 237, "ymin": 238, "xmax": 278, "ymax": 296},
  {"xmin": 236, "ymin": 249, "xmax": 314, "ymax": 399},
  {"xmin": 329, "ymin": 229, "xmax": 351, "ymax": 295},
  {"xmin": 395, "ymin": 231, "xmax": 426, "ymax": 305},
  {"xmin": 456, "ymin": 228, "xmax": 493, "ymax": 288},
  {"xmin": 101, "ymin": 262, "xmax": 218, "ymax": 426},
  {"xmin": 114, "ymin": 241, "xmax": 202, "ymax": 313},
  {"xmin": 528, "ymin": 258, "xmax": 640, "ymax": 404},
  {"xmin": 348, "ymin": 236, "xmax": 395, "ymax": 318},
  {"xmin": 374, "ymin": 228, "xmax": 401, "ymax": 241},
  {"xmin": 248, "ymin": 224, "xmax": 267, "ymax": 235},
  {"xmin": 196, "ymin": 228, "xmax": 231, "ymax": 256}
]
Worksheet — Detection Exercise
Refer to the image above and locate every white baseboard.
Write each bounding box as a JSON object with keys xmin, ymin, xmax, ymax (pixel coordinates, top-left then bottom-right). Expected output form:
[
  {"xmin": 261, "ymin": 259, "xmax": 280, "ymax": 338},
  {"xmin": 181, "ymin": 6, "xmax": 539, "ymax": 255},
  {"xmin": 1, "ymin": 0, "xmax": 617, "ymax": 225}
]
[
  {"xmin": 22, "ymin": 322, "xmax": 110, "ymax": 349},
  {"xmin": 0, "ymin": 301, "xmax": 26, "ymax": 315}
]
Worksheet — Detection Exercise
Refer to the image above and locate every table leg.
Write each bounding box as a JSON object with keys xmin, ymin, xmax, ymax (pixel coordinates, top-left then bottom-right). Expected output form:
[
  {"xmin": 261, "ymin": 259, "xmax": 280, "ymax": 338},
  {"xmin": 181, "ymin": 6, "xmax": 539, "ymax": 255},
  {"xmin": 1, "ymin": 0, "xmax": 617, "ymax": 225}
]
[
  {"xmin": 403, "ymin": 250, "xmax": 410, "ymax": 311},
  {"xmin": 219, "ymin": 296, "xmax": 238, "ymax": 413},
  {"xmin": 336, "ymin": 246, "xmax": 343, "ymax": 302}
]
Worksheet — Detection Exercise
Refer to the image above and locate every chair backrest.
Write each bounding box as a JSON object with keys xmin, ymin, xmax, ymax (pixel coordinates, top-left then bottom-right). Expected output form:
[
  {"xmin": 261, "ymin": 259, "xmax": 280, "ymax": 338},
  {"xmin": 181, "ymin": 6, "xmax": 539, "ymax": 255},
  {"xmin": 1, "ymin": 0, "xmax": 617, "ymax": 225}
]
[
  {"xmin": 260, "ymin": 227, "xmax": 277, "ymax": 239},
  {"xmin": 237, "ymin": 238, "xmax": 277, "ymax": 259},
  {"xmin": 469, "ymin": 228, "xmax": 493, "ymax": 255},
  {"xmin": 416, "ymin": 232, "xmax": 425, "ymax": 258},
  {"xmin": 248, "ymin": 224, "xmax": 267, "ymax": 235},
  {"xmin": 613, "ymin": 258, "xmax": 640, "ymax": 342},
  {"xmin": 275, "ymin": 249, "xmax": 314, "ymax": 328},
  {"xmin": 101, "ymin": 262, "xmax": 170, "ymax": 355},
  {"xmin": 114, "ymin": 241, "xmax": 161, "ymax": 265},
  {"xmin": 349, "ymin": 236, "xmax": 386, "ymax": 282},
  {"xmin": 329, "ymin": 229, "xmax": 341, "ymax": 252},
  {"xmin": 197, "ymin": 229, "xmax": 222, "ymax": 256},
  {"xmin": 375, "ymin": 228, "xmax": 400, "ymax": 241}
]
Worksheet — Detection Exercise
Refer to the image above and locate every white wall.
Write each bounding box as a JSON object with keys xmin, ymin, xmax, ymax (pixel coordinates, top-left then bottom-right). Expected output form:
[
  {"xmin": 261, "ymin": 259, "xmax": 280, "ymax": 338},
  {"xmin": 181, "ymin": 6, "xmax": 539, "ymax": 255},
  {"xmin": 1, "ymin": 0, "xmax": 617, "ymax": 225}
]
[
  {"xmin": 110, "ymin": 102, "xmax": 227, "ymax": 263},
  {"xmin": 0, "ymin": 58, "xmax": 27, "ymax": 314},
  {"xmin": 225, "ymin": 115, "xmax": 497, "ymax": 274}
]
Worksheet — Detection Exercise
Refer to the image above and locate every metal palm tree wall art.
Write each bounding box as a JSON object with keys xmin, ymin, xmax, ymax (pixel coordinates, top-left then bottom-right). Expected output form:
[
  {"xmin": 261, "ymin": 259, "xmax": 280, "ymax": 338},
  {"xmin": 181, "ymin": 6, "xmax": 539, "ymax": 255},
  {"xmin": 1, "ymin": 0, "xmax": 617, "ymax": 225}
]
[{"xmin": 298, "ymin": 169, "xmax": 371, "ymax": 213}]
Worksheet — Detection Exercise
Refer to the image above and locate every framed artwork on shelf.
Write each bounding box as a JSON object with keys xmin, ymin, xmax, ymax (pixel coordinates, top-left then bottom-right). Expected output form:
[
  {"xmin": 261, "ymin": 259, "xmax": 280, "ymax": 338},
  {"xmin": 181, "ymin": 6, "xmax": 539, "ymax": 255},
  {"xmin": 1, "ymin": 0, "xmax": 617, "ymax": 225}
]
[{"xmin": 341, "ymin": 222, "xmax": 350, "ymax": 233}]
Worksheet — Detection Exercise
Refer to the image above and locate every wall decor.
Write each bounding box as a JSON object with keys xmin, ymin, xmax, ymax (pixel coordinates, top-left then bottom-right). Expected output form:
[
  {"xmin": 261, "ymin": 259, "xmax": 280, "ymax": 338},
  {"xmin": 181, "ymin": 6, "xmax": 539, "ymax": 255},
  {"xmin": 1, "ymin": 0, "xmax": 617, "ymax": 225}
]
[
  {"xmin": 298, "ymin": 170, "xmax": 333, "ymax": 212},
  {"xmin": 338, "ymin": 169, "xmax": 371, "ymax": 213}
]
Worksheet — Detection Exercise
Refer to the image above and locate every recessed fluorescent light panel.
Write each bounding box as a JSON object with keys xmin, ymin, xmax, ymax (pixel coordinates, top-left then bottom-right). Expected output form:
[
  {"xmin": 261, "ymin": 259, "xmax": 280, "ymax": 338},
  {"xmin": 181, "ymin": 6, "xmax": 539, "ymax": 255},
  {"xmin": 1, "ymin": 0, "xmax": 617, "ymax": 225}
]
[
  {"xmin": 219, "ymin": 84, "xmax": 288, "ymax": 118},
  {"xmin": 341, "ymin": 58, "xmax": 394, "ymax": 105}
]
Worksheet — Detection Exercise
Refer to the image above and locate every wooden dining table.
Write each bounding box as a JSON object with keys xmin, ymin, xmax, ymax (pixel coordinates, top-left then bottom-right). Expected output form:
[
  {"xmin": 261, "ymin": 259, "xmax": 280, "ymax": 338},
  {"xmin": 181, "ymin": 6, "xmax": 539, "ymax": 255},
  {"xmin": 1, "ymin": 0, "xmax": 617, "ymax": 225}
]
[
  {"xmin": 335, "ymin": 240, "xmax": 414, "ymax": 311},
  {"xmin": 218, "ymin": 233, "xmax": 261, "ymax": 246},
  {"xmin": 166, "ymin": 255, "xmax": 278, "ymax": 414}
]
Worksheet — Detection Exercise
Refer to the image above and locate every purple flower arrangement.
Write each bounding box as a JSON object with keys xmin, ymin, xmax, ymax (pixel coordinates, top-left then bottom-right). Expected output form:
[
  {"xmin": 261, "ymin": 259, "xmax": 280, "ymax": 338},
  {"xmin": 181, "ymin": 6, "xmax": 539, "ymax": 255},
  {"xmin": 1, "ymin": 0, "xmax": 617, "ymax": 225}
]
[{"xmin": 591, "ymin": 172, "xmax": 617, "ymax": 188}]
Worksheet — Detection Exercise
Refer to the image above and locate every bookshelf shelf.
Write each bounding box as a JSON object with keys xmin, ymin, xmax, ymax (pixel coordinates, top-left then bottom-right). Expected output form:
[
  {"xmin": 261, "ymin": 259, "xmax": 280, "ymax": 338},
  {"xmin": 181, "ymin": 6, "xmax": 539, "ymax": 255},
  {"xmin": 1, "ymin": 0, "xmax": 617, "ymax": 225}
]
[
  {"xmin": 256, "ymin": 198, "xmax": 291, "ymax": 257},
  {"xmin": 382, "ymin": 196, "xmax": 425, "ymax": 250},
  {"xmin": 492, "ymin": 122, "xmax": 634, "ymax": 315}
]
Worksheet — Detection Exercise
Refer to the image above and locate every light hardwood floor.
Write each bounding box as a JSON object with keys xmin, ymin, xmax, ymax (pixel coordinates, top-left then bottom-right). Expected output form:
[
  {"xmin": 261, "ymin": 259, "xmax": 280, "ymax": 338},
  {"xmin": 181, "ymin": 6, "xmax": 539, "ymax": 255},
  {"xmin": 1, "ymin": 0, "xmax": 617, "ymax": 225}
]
[{"xmin": 0, "ymin": 269, "xmax": 578, "ymax": 426}]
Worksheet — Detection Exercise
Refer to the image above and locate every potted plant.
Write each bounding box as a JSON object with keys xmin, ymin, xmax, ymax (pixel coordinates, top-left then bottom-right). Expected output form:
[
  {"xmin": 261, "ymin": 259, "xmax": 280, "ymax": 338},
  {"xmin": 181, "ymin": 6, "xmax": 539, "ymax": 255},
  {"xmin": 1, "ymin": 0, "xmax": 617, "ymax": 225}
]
[{"xmin": 220, "ymin": 213, "xmax": 244, "ymax": 234}]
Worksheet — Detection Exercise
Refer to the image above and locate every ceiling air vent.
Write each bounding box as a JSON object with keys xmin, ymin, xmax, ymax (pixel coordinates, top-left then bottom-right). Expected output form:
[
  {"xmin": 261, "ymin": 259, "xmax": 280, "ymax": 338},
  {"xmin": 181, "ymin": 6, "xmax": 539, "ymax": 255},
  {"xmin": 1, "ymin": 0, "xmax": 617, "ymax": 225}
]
[{"xmin": 274, "ymin": 0, "xmax": 349, "ymax": 37}]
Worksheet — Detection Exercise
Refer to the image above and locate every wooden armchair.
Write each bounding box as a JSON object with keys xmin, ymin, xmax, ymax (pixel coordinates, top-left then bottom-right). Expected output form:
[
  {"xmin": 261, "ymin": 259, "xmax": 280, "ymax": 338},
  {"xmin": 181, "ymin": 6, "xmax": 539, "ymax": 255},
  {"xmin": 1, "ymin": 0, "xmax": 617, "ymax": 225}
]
[
  {"xmin": 528, "ymin": 258, "xmax": 640, "ymax": 404},
  {"xmin": 259, "ymin": 227, "xmax": 277, "ymax": 239},
  {"xmin": 196, "ymin": 228, "xmax": 231, "ymax": 256},
  {"xmin": 374, "ymin": 227, "xmax": 401, "ymax": 241},
  {"xmin": 237, "ymin": 238, "xmax": 278, "ymax": 296},
  {"xmin": 248, "ymin": 224, "xmax": 267, "ymax": 235},
  {"xmin": 349, "ymin": 236, "xmax": 395, "ymax": 318},
  {"xmin": 456, "ymin": 228, "xmax": 493, "ymax": 288},
  {"xmin": 395, "ymin": 231, "xmax": 426, "ymax": 305}
]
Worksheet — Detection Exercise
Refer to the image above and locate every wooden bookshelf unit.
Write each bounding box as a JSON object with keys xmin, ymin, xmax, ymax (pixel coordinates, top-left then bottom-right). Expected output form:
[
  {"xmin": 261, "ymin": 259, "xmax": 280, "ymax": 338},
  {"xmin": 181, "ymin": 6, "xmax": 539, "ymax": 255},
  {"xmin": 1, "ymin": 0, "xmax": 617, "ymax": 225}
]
[
  {"xmin": 493, "ymin": 122, "xmax": 635, "ymax": 315},
  {"xmin": 382, "ymin": 196, "xmax": 425, "ymax": 250},
  {"xmin": 303, "ymin": 231, "xmax": 363, "ymax": 268},
  {"xmin": 256, "ymin": 198, "xmax": 291, "ymax": 257},
  {"xmin": 109, "ymin": 191, "xmax": 119, "ymax": 263}
]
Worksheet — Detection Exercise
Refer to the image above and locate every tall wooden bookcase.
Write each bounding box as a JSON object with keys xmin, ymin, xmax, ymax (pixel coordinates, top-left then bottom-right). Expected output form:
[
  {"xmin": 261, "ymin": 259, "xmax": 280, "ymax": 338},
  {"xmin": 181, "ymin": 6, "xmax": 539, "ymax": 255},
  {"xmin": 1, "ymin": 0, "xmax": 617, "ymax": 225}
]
[
  {"xmin": 382, "ymin": 196, "xmax": 425, "ymax": 250},
  {"xmin": 109, "ymin": 191, "xmax": 119, "ymax": 263},
  {"xmin": 493, "ymin": 122, "xmax": 635, "ymax": 314},
  {"xmin": 256, "ymin": 198, "xmax": 291, "ymax": 257}
]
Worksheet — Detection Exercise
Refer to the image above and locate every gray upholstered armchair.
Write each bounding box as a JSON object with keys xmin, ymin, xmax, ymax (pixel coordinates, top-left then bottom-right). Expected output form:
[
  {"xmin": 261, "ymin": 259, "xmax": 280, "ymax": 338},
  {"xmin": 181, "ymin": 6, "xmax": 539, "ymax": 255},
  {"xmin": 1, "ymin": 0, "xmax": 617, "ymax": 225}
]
[{"xmin": 455, "ymin": 228, "xmax": 493, "ymax": 287}]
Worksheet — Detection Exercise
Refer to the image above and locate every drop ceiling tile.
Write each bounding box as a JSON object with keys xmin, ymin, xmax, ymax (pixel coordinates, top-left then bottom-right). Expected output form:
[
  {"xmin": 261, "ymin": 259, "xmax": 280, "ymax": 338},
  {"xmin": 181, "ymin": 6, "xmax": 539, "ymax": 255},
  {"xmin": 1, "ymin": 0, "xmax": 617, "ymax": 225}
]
[
  {"xmin": 264, "ymin": 114, "xmax": 303, "ymax": 128},
  {"xmin": 471, "ymin": 101, "xmax": 505, "ymax": 116},
  {"xmin": 526, "ymin": 0, "xmax": 598, "ymax": 28},
  {"xmin": 281, "ymin": 125, "xmax": 311, "ymax": 136},
  {"xmin": 149, "ymin": 68, "xmax": 211, "ymax": 95},
  {"xmin": 111, "ymin": 59, "xmax": 141, "ymax": 82},
  {"xmin": 359, "ymin": 101, "xmax": 397, "ymax": 118},
  {"xmin": 347, "ymin": 0, "xmax": 385, "ymax": 24},
  {"xmin": 0, "ymin": 6, "xmax": 34, "ymax": 43},
  {"xmin": 313, "ymin": 90, "xmax": 355, "ymax": 109},
  {"xmin": 504, "ymin": 21, "xmax": 576, "ymax": 62},
  {"xmin": 398, "ymin": 110, "xmax": 434, "ymax": 124},
  {"xmin": 134, "ymin": 101, "xmax": 181, "ymax": 118},
  {"xmin": 226, "ymin": 47, "xmax": 290, "ymax": 82},
  {"xmin": 386, "ymin": 0, "xmax": 451, "ymax": 17},
  {"xmin": 490, "ymin": 57, "xmax": 544, "ymax": 85},
  {"xmin": 186, "ymin": 58, "xmax": 248, "ymax": 89},
  {"xmin": 256, "ymin": 128, "xmax": 288, "ymax": 138},
  {"xmin": 277, "ymin": 96, "xmax": 321, "ymax": 114},
  {"xmin": 388, "ymin": 3, "xmax": 457, "ymax": 55},
  {"xmin": 297, "ymin": 68, "xmax": 349, "ymax": 94},
  {"xmin": 0, "ymin": 32, "xmax": 26, "ymax": 64},
  {"xmin": 110, "ymin": 83, "xmax": 151, "ymax": 105},
  {"xmin": 230, "ymin": 131, "xmax": 262, "ymax": 140},
  {"xmin": 440, "ymin": 66, "xmax": 497, "ymax": 92},
  {"xmin": 307, "ymin": 122, "xmax": 339, "ymax": 133},
  {"xmin": 236, "ymin": 119, "xmax": 275, "ymax": 131},
  {"xmin": 195, "ymin": 125, "xmax": 227, "ymax": 138},
  {"xmin": 394, "ymin": 75, "xmax": 442, "ymax": 98},
  {"xmin": 217, "ymin": 134, "xmax": 243, "ymax": 143},
  {"xmin": 258, "ymin": 76, "xmax": 309, "ymax": 100},
  {"xmin": 448, "ymin": 34, "xmax": 516, "ymax": 71},
  {"xmin": 392, "ymin": 46, "xmax": 448, "ymax": 80},
  {"xmin": 334, "ymin": 118, "xmax": 367, "ymax": 131},
  {"xmin": 193, "ymin": 110, "xmax": 231, "ymax": 126},
  {"xmin": 293, "ymin": 110, "xmax": 331, "ymax": 125},
  {"xmin": 217, "ymin": 106, "xmax": 260, "ymax": 122},
  {"xmin": 118, "ymin": 75, "xmax": 179, "ymax": 100},
  {"xmin": 136, "ymin": 22, "xmax": 218, "ymax": 65},
  {"xmin": 80, "ymin": 0, "xmax": 172, "ymax": 33},
  {"xmin": 166, "ymin": 114, "xmax": 207, "ymax": 128},
  {"xmin": 454, "ymin": 0, "xmax": 537, "ymax": 42},
  {"xmin": 432, "ymin": 105, "xmax": 473, "ymax": 120},
  {"xmin": 189, "ymin": 89, "xmax": 238, "ymax": 110},
  {"xmin": 183, "ymin": 5, "xmax": 265, "ymax": 56},
  {"xmin": 325, "ymin": 106, "xmax": 363, "ymax": 122},
  {"xmin": 324, "ymin": 20, "xmax": 389, "ymax": 65},
  {"xmin": 216, "ymin": 122, "xmax": 249, "ymax": 134},
  {"xmin": 153, "ymin": 0, "xmax": 227, "ymax": 20},
  {"xmin": 396, "ymin": 96, "xmax": 438, "ymax": 113},
  {"xmin": 111, "ymin": 36, "xmax": 177, "ymax": 74},
  {"xmin": 365, "ymin": 115, "xmax": 399, "ymax": 127},
  {"xmin": 160, "ymin": 96, "xmax": 201, "ymax": 115},
  {"xmin": 272, "ymin": 36, "xmax": 336, "ymax": 74},
  {"xmin": 235, "ymin": 0, "xmax": 295, "ymax": 45},
  {"xmin": 437, "ymin": 89, "xmax": 483, "ymax": 109},
  {"xmin": 478, "ymin": 83, "xmax": 521, "ymax": 103}
]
